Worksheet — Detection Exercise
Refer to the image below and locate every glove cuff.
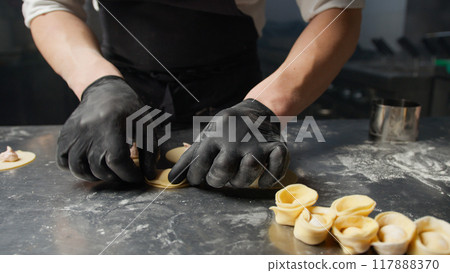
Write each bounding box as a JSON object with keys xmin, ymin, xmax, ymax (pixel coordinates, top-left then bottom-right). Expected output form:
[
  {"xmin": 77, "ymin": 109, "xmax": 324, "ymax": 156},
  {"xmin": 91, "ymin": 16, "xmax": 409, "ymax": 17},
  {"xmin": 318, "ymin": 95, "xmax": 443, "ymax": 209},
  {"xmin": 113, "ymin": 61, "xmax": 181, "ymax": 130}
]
[
  {"xmin": 234, "ymin": 99, "xmax": 282, "ymax": 135},
  {"xmin": 80, "ymin": 75, "xmax": 125, "ymax": 101},
  {"xmin": 240, "ymin": 98, "xmax": 278, "ymax": 119}
]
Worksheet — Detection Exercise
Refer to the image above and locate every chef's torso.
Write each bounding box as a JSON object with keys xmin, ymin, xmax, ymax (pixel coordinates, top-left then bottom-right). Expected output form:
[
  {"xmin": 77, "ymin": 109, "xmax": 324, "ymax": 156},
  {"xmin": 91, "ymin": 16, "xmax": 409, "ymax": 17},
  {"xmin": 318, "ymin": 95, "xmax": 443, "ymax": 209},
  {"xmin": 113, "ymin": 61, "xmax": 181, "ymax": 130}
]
[{"xmin": 99, "ymin": 0, "xmax": 259, "ymax": 72}]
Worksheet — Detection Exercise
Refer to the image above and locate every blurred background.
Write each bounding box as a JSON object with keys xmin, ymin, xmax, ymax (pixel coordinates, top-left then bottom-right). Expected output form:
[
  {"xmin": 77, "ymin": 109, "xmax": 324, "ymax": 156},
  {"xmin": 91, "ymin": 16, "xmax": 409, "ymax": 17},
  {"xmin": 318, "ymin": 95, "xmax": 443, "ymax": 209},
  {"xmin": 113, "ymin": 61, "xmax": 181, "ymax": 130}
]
[{"xmin": 0, "ymin": 0, "xmax": 449, "ymax": 125}]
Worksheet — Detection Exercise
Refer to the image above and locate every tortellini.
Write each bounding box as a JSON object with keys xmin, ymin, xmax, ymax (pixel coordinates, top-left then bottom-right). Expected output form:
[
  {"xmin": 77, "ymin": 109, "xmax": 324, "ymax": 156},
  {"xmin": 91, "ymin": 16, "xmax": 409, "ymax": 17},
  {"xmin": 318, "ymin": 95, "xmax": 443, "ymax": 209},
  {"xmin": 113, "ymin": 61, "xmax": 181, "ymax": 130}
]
[
  {"xmin": 270, "ymin": 184, "xmax": 318, "ymax": 226},
  {"xmin": 408, "ymin": 216, "xmax": 450, "ymax": 255},
  {"xmin": 331, "ymin": 195, "xmax": 376, "ymax": 217},
  {"xmin": 268, "ymin": 185, "xmax": 449, "ymax": 255},
  {"xmin": 294, "ymin": 206, "xmax": 336, "ymax": 245},
  {"xmin": 332, "ymin": 215, "xmax": 379, "ymax": 254},
  {"xmin": 372, "ymin": 211, "xmax": 416, "ymax": 255}
]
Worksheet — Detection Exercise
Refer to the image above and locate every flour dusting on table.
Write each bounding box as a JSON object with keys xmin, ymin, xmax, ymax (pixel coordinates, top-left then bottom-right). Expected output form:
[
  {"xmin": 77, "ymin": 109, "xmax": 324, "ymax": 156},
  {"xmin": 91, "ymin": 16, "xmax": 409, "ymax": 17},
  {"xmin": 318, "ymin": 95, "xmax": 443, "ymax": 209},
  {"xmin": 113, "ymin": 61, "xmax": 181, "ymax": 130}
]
[{"xmin": 334, "ymin": 142, "xmax": 449, "ymax": 196}]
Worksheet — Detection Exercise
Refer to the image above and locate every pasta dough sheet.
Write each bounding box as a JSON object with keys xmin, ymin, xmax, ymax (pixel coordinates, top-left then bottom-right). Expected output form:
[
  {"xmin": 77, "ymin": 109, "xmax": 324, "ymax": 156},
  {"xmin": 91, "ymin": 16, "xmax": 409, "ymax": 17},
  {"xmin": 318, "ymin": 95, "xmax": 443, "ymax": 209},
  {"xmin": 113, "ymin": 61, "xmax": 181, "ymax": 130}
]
[
  {"xmin": 0, "ymin": 150, "xmax": 36, "ymax": 171},
  {"xmin": 145, "ymin": 168, "xmax": 189, "ymax": 189}
]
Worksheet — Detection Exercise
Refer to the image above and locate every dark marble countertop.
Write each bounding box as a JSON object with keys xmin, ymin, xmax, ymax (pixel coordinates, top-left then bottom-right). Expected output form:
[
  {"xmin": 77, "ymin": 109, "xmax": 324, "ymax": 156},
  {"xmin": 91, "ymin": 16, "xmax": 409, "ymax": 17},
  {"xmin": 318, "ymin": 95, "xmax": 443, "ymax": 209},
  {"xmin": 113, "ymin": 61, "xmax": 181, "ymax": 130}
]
[{"xmin": 1, "ymin": 118, "xmax": 449, "ymax": 254}]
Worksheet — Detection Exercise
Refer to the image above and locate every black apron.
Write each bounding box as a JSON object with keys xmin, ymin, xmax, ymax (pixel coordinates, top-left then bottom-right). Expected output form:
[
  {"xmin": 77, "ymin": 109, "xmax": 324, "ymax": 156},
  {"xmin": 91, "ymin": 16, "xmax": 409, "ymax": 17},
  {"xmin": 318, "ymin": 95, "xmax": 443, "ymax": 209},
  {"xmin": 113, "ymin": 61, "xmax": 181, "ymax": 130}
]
[{"xmin": 98, "ymin": 0, "xmax": 262, "ymax": 127}]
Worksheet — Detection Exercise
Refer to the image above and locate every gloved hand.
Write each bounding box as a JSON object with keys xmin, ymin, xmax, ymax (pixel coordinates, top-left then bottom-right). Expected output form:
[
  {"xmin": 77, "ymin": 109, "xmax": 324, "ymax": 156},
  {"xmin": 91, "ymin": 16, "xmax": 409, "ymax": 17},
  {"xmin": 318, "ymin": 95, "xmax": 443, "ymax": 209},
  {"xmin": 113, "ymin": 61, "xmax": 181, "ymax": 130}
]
[
  {"xmin": 169, "ymin": 99, "xmax": 289, "ymax": 188},
  {"xmin": 57, "ymin": 76, "xmax": 157, "ymax": 183}
]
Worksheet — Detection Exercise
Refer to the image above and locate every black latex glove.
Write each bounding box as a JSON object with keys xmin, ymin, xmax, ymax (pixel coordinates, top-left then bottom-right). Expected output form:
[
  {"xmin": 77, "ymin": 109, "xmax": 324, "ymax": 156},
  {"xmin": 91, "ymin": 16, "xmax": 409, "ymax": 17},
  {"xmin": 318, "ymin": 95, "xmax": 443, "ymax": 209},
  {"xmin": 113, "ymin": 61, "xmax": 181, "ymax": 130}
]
[
  {"xmin": 168, "ymin": 99, "xmax": 289, "ymax": 188},
  {"xmin": 57, "ymin": 76, "xmax": 156, "ymax": 183}
]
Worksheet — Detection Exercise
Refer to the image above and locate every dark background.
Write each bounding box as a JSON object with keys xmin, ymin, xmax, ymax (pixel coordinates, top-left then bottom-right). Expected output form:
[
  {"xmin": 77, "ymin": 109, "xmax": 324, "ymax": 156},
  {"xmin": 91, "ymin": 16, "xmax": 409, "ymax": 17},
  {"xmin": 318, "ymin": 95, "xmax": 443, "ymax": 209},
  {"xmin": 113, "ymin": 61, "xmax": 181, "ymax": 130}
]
[{"xmin": 1, "ymin": 0, "xmax": 449, "ymax": 125}]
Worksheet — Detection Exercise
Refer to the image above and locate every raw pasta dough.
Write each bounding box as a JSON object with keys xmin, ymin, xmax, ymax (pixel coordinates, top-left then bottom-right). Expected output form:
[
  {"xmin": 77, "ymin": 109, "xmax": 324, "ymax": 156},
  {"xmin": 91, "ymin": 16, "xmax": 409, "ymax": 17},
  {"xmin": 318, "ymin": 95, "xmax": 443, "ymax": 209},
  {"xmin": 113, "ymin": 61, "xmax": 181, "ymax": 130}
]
[
  {"xmin": 145, "ymin": 168, "xmax": 189, "ymax": 189},
  {"xmin": 0, "ymin": 150, "xmax": 36, "ymax": 171},
  {"xmin": 270, "ymin": 184, "xmax": 318, "ymax": 226},
  {"xmin": 332, "ymin": 215, "xmax": 379, "ymax": 254},
  {"xmin": 407, "ymin": 216, "xmax": 450, "ymax": 255},
  {"xmin": 269, "ymin": 189, "xmax": 450, "ymax": 255},
  {"xmin": 331, "ymin": 195, "xmax": 376, "ymax": 217},
  {"xmin": 131, "ymin": 144, "xmax": 186, "ymax": 189},
  {"xmin": 294, "ymin": 206, "xmax": 336, "ymax": 245},
  {"xmin": 372, "ymin": 211, "xmax": 416, "ymax": 255},
  {"xmin": 165, "ymin": 143, "xmax": 190, "ymax": 164}
]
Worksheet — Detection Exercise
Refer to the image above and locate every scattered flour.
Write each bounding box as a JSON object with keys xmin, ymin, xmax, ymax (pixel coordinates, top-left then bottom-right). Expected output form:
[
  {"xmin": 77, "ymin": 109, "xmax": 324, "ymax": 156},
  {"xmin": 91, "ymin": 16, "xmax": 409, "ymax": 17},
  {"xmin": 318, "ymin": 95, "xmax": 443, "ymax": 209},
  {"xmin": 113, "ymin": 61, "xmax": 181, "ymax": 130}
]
[
  {"xmin": 227, "ymin": 210, "xmax": 268, "ymax": 227},
  {"xmin": 333, "ymin": 142, "xmax": 449, "ymax": 196},
  {"xmin": 135, "ymin": 224, "xmax": 149, "ymax": 232},
  {"xmin": 0, "ymin": 128, "xmax": 31, "ymax": 141},
  {"xmin": 97, "ymin": 228, "xmax": 105, "ymax": 235}
]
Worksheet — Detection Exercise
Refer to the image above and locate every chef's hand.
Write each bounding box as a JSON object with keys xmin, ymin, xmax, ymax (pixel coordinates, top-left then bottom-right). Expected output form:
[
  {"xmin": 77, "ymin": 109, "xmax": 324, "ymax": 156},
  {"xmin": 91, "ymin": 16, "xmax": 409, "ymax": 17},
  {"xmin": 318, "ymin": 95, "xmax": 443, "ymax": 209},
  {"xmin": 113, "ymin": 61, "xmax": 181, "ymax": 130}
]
[
  {"xmin": 57, "ymin": 76, "xmax": 157, "ymax": 183},
  {"xmin": 169, "ymin": 99, "xmax": 289, "ymax": 188}
]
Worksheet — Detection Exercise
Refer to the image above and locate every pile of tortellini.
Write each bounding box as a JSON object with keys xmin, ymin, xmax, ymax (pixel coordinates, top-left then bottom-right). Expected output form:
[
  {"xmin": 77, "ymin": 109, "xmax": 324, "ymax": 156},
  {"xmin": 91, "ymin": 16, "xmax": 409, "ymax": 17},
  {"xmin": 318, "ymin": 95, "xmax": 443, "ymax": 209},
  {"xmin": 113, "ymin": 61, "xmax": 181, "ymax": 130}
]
[{"xmin": 270, "ymin": 184, "xmax": 450, "ymax": 255}]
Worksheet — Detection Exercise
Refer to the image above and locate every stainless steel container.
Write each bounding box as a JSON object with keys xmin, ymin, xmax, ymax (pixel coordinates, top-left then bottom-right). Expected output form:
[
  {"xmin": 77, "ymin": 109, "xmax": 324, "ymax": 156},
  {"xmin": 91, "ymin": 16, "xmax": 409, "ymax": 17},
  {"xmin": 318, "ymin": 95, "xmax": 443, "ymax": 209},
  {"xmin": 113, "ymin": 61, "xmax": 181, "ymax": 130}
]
[{"xmin": 369, "ymin": 99, "xmax": 421, "ymax": 142}]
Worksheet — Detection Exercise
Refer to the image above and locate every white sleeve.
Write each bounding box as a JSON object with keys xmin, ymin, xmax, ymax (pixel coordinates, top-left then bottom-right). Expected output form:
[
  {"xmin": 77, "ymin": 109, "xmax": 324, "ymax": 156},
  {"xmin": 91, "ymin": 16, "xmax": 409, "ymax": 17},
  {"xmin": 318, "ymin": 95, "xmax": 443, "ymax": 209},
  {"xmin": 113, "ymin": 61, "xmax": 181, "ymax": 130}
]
[
  {"xmin": 22, "ymin": 0, "xmax": 87, "ymax": 27},
  {"xmin": 297, "ymin": 0, "xmax": 365, "ymax": 22}
]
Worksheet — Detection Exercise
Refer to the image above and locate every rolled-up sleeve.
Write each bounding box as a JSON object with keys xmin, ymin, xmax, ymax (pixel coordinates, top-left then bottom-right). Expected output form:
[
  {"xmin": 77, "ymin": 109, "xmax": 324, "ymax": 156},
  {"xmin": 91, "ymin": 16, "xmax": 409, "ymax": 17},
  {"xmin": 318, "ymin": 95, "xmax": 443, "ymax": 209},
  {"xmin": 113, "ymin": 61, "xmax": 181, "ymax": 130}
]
[
  {"xmin": 297, "ymin": 0, "xmax": 364, "ymax": 22},
  {"xmin": 22, "ymin": 0, "xmax": 86, "ymax": 27}
]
